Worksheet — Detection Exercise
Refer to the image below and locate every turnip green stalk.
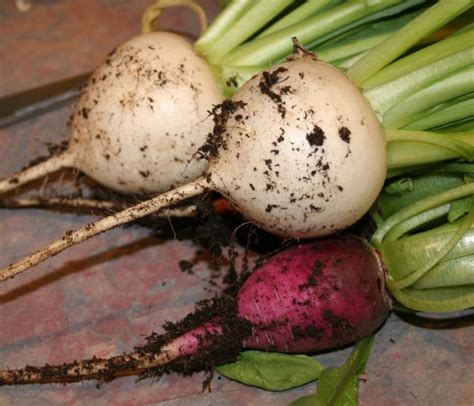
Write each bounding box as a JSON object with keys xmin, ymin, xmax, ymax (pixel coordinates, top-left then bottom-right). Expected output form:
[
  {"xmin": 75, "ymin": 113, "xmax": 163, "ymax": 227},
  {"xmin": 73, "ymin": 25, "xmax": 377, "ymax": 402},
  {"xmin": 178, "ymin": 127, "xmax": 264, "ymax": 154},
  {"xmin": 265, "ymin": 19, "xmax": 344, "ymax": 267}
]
[
  {"xmin": 372, "ymin": 182, "xmax": 474, "ymax": 247},
  {"xmin": 346, "ymin": 0, "xmax": 472, "ymax": 85},
  {"xmin": 256, "ymin": 0, "xmax": 338, "ymax": 38},
  {"xmin": 383, "ymin": 65, "xmax": 474, "ymax": 129},
  {"xmin": 364, "ymin": 47, "xmax": 474, "ymax": 117},
  {"xmin": 200, "ymin": 0, "xmax": 294, "ymax": 63},
  {"xmin": 142, "ymin": 0, "xmax": 208, "ymax": 34},
  {"xmin": 361, "ymin": 28, "xmax": 474, "ymax": 90},
  {"xmin": 403, "ymin": 98, "xmax": 474, "ymax": 131},
  {"xmin": 193, "ymin": 0, "xmax": 253, "ymax": 54},
  {"xmin": 373, "ymin": 164, "xmax": 474, "ymax": 312},
  {"xmin": 385, "ymin": 129, "xmax": 474, "ymax": 172},
  {"xmin": 219, "ymin": 0, "xmax": 420, "ymax": 67},
  {"xmin": 312, "ymin": 10, "xmax": 423, "ymax": 68}
]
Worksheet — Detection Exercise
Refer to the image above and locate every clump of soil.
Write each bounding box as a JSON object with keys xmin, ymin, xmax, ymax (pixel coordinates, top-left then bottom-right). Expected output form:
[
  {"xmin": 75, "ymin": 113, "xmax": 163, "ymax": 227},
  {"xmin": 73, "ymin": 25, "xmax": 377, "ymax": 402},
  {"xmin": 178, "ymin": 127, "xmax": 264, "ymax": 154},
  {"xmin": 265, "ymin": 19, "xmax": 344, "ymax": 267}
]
[
  {"xmin": 138, "ymin": 295, "xmax": 252, "ymax": 382},
  {"xmin": 197, "ymin": 99, "xmax": 247, "ymax": 160}
]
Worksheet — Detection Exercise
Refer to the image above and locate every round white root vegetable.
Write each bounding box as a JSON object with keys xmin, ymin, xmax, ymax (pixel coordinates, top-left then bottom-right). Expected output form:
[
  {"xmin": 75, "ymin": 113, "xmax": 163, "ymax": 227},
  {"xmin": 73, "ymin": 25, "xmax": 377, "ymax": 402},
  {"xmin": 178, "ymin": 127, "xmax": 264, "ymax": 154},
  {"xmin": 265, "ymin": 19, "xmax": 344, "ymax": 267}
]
[
  {"xmin": 0, "ymin": 32, "xmax": 222, "ymax": 195},
  {"xmin": 206, "ymin": 56, "xmax": 386, "ymax": 237},
  {"xmin": 0, "ymin": 50, "xmax": 387, "ymax": 281}
]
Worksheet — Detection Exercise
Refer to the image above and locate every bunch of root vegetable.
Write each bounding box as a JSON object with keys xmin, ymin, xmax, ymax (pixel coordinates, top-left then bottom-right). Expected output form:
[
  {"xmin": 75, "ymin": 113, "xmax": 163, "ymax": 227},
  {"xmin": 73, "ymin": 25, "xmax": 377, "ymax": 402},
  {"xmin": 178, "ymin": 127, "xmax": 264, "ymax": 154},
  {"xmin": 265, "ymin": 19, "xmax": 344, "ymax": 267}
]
[{"xmin": 0, "ymin": 0, "xmax": 472, "ymax": 399}]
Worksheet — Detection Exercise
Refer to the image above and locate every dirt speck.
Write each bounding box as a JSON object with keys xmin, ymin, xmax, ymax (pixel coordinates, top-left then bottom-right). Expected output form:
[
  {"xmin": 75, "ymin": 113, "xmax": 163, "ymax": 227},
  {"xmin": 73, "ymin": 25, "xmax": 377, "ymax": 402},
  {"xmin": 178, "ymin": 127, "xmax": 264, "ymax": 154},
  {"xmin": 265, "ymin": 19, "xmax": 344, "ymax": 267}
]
[
  {"xmin": 306, "ymin": 125, "xmax": 325, "ymax": 146},
  {"xmin": 338, "ymin": 127, "xmax": 351, "ymax": 143}
]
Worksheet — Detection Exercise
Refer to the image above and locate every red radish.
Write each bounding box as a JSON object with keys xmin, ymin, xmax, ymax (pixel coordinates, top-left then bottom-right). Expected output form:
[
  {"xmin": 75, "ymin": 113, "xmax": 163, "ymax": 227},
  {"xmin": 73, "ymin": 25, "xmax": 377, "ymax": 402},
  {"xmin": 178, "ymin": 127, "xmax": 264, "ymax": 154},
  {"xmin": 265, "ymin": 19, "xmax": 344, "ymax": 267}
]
[
  {"xmin": 0, "ymin": 235, "xmax": 391, "ymax": 385},
  {"xmin": 0, "ymin": 48, "xmax": 386, "ymax": 281}
]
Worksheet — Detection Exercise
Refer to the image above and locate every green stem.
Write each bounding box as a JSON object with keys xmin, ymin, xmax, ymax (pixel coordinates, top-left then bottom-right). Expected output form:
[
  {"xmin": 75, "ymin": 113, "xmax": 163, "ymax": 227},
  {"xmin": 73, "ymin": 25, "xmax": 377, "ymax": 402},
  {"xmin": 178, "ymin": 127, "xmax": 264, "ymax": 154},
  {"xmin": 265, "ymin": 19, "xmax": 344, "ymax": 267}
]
[
  {"xmin": 361, "ymin": 27, "xmax": 474, "ymax": 90},
  {"xmin": 257, "ymin": 0, "xmax": 338, "ymax": 38},
  {"xmin": 327, "ymin": 337, "xmax": 374, "ymax": 406},
  {"xmin": 386, "ymin": 162, "xmax": 473, "ymax": 178},
  {"xmin": 435, "ymin": 162, "xmax": 474, "ymax": 174},
  {"xmin": 347, "ymin": 0, "xmax": 472, "ymax": 86},
  {"xmin": 383, "ymin": 66, "xmax": 474, "ymax": 129},
  {"xmin": 221, "ymin": 0, "xmax": 406, "ymax": 66},
  {"xmin": 391, "ymin": 286, "xmax": 474, "ymax": 313},
  {"xmin": 372, "ymin": 182, "xmax": 474, "ymax": 247},
  {"xmin": 413, "ymin": 255, "xmax": 474, "ymax": 289},
  {"xmin": 388, "ymin": 210, "xmax": 473, "ymax": 290},
  {"xmin": 334, "ymin": 51, "xmax": 367, "ymax": 70},
  {"xmin": 384, "ymin": 204, "xmax": 451, "ymax": 242},
  {"xmin": 364, "ymin": 47, "xmax": 474, "ymax": 117},
  {"xmin": 379, "ymin": 172, "xmax": 466, "ymax": 218},
  {"xmin": 314, "ymin": 9, "xmax": 422, "ymax": 64},
  {"xmin": 141, "ymin": 0, "xmax": 208, "ymax": 34},
  {"xmin": 194, "ymin": 0, "xmax": 253, "ymax": 56},
  {"xmin": 404, "ymin": 98, "xmax": 474, "ymax": 131},
  {"xmin": 439, "ymin": 120, "xmax": 474, "ymax": 133},
  {"xmin": 381, "ymin": 218, "xmax": 474, "ymax": 280},
  {"xmin": 211, "ymin": 63, "xmax": 266, "ymax": 98},
  {"xmin": 204, "ymin": 0, "xmax": 293, "ymax": 63},
  {"xmin": 385, "ymin": 129, "xmax": 474, "ymax": 164}
]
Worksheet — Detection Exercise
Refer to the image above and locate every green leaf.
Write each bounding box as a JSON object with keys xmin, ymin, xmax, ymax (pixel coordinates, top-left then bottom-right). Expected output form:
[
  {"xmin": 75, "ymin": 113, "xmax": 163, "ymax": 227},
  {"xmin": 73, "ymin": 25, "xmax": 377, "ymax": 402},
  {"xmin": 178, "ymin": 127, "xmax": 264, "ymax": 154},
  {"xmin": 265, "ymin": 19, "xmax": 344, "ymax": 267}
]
[
  {"xmin": 380, "ymin": 218, "xmax": 474, "ymax": 280},
  {"xmin": 216, "ymin": 351, "xmax": 323, "ymax": 391},
  {"xmin": 413, "ymin": 255, "xmax": 474, "ymax": 289},
  {"xmin": 379, "ymin": 173, "xmax": 465, "ymax": 218},
  {"xmin": 218, "ymin": 0, "xmax": 231, "ymax": 8},
  {"xmin": 448, "ymin": 195, "xmax": 474, "ymax": 222},
  {"xmin": 291, "ymin": 393, "xmax": 320, "ymax": 406},
  {"xmin": 392, "ymin": 285, "xmax": 474, "ymax": 313},
  {"xmin": 291, "ymin": 337, "xmax": 374, "ymax": 406},
  {"xmin": 384, "ymin": 177, "xmax": 413, "ymax": 195}
]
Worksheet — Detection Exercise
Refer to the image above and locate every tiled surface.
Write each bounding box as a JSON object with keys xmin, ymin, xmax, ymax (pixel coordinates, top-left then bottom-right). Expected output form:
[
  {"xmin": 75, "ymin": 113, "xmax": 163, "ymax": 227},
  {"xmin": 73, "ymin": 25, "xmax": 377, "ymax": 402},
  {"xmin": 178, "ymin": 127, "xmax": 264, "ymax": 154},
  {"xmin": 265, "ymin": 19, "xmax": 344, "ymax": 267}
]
[{"xmin": 1, "ymin": 1, "xmax": 473, "ymax": 405}]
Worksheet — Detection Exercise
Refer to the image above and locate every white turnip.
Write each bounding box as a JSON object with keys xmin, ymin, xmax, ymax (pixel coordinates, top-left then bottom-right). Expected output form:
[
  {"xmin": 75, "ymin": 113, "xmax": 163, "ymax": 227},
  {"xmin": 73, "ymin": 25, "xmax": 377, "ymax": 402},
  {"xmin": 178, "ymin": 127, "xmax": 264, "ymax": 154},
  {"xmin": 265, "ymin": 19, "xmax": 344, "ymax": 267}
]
[
  {"xmin": 0, "ymin": 235, "xmax": 391, "ymax": 385},
  {"xmin": 0, "ymin": 0, "xmax": 313, "ymax": 197},
  {"xmin": 0, "ymin": 32, "xmax": 222, "ymax": 195},
  {"xmin": 0, "ymin": 48, "xmax": 387, "ymax": 281}
]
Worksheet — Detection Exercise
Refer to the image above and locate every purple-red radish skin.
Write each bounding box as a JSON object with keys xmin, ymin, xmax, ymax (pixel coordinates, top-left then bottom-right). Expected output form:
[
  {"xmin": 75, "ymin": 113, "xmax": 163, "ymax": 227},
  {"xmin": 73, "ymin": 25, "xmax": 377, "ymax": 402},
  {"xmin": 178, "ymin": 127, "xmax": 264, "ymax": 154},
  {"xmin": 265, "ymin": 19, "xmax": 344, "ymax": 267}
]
[
  {"xmin": 238, "ymin": 235, "xmax": 391, "ymax": 353},
  {"xmin": 170, "ymin": 322, "xmax": 224, "ymax": 357},
  {"xmin": 176, "ymin": 236, "xmax": 390, "ymax": 354}
]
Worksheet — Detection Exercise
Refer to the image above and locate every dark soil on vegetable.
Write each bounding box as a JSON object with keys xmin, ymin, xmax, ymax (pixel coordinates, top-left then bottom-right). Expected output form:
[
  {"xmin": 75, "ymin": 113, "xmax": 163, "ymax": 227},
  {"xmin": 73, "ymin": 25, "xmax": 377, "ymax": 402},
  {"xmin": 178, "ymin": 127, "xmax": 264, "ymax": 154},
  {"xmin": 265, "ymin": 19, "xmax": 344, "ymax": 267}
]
[
  {"xmin": 306, "ymin": 125, "xmax": 326, "ymax": 147},
  {"xmin": 258, "ymin": 66, "xmax": 289, "ymax": 118},
  {"xmin": 138, "ymin": 295, "xmax": 252, "ymax": 382},
  {"xmin": 338, "ymin": 126, "xmax": 351, "ymax": 144},
  {"xmin": 198, "ymin": 99, "xmax": 247, "ymax": 161}
]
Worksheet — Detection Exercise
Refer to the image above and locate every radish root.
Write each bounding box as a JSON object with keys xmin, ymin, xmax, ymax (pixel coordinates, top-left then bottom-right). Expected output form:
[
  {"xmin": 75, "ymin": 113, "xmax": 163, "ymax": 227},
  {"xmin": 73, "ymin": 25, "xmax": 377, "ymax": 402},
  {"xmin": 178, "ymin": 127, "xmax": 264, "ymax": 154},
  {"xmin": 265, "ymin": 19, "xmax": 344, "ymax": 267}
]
[
  {"xmin": 0, "ymin": 350, "xmax": 169, "ymax": 385},
  {"xmin": 0, "ymin": 178, "xmax": 207, "ymax": 281},
  {"xmin": 0, "ymin": 152, "xmax": 74, "ymax": 196},
  {"xmin": 0, "ymin": 196, "xmax": 127, "ymax": 212},
  {"xmin": 0, "ymin": 196, "xmax": 198, "ymax": 217},
  {"xmin": 0, "ymin": 296, "xmax": 251, "ymax": 386},
  {"xmin": 0, "ymin": 331, "xmax": 203, "ymax": 385}
]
